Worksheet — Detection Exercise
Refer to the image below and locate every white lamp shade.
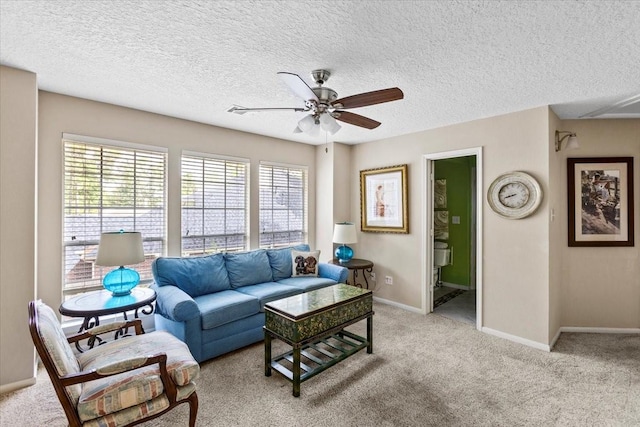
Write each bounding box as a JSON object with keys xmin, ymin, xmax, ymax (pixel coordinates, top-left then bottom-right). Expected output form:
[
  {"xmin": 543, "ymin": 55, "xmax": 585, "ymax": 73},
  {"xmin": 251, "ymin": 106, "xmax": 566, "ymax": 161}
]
[
  {"xmin": 333, "ymin": 222, "xmax": 357, "ymax": 244},
  {"xmin": 297, "ymin": 115, "xmax": 316, "ymax": 132},
  {"xmin": 96, "ymin": 231, "xmax": 145, "ymax": 267},
  {"xmin": 319, "ymin": 114, "xmax": 342, "ymax": 135},
  {"xmin": 566, "ymin": 135, "xmax": 580, "ymax": 149}
]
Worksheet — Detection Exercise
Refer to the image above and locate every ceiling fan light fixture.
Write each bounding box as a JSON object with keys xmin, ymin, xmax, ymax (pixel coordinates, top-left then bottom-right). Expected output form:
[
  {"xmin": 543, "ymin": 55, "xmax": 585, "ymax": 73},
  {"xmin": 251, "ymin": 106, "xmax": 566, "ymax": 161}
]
[
  {"xmin": 320, "ymin": 113, "xmax": 341, "ymax": 134},
  {"xmin": 297, "ymin": 114, "xmax": 316, "ymax": 132}
]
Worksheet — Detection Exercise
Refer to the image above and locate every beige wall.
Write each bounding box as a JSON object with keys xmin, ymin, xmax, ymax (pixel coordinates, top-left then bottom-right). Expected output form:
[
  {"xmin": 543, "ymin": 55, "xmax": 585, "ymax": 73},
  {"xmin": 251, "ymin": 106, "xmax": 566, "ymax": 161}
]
[
  {"xmin": 2, "ymin": 64, "xmax": 638, "ymax": 393},
  {"xmin": 315, "ymin": 142, "xmax": 353, "ymax": 263},
  {"xmin": 0, "ymin": 66, "xmax": 38, "ymax": 391},
  {"xmin": 315, "ymin": 143, "xmax": 334, "ymax": 260},
  {"xmin": 37, "ymin": 92, "xmax": 318, "ymax": 312},
  {"xmin": 353, "ymin": 107, "xmax": 553, "ymax": 345},
  {"xmin": 548, "ymin": 110, "xmax": 564, "ymax": 340},
  {"xmin": 559, "ymin": 119, "xmax": 640, "ymax": 328}
]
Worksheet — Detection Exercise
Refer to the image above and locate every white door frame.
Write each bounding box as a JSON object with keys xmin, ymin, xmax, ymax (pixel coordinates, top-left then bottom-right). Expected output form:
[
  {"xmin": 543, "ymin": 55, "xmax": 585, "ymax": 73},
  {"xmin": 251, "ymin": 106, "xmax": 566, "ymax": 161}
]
[{"xmin": 422, "ymin": 147, "xmax": 483, "ymax": 330}]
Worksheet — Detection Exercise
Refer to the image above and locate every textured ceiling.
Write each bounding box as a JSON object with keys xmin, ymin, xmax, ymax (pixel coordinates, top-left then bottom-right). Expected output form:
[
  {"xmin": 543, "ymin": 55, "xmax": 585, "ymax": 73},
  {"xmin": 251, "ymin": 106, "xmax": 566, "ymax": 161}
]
[{"xmin": 1, "ymin": 0, "xmax": 639, "ymax": 145}]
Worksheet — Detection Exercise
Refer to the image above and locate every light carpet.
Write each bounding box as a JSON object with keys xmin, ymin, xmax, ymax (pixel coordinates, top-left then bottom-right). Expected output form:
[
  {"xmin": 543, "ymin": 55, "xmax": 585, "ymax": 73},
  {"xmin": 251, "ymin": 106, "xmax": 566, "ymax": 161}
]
[{"xmin": 1, "ymin": 302, "xmax": 639, "ymax": 426}]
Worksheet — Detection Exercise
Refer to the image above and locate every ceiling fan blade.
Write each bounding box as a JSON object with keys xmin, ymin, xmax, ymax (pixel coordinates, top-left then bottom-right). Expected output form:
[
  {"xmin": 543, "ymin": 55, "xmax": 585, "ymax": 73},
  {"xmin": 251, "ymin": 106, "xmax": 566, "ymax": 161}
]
[
  {"xmin": 333, "ymin": 111, "xmax": 381, "ymax": 129},
  {"xmin": 227, "ymin": 105, "xmax": 307, "ymax": 115},
  {"xmin": 277, "ymin": 72, "xmax": 319, "ymax": 102},
  {"xmin": 333, "ymin": 87, "xmax": 404, "ymax": 109}
]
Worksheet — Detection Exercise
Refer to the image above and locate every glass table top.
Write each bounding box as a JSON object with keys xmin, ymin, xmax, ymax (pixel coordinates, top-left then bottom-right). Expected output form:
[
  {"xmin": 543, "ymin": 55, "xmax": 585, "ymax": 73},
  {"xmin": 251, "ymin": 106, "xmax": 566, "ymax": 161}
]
[{"xmin": 265, "ymin": 283, "xmax": 370, "ymax": 318}]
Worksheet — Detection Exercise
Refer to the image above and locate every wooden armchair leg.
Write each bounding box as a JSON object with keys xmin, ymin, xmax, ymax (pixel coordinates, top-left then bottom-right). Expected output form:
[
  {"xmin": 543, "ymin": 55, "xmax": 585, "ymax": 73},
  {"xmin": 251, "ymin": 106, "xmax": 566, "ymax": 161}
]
[{"xmin": 188, "ymin": 392, "xmax": 199, "ymax": 427}]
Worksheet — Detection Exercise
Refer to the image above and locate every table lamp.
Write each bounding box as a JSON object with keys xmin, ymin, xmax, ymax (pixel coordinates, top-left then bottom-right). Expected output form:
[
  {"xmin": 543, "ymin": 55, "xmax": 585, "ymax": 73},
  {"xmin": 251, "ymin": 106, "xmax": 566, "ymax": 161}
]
[
  {"xmin": 96, "ymin": 231, "xmax": 145, "ymax": 296},
  {"xmin": 333, "ymin": 222, "xmax": 357, "ymax": 263}
]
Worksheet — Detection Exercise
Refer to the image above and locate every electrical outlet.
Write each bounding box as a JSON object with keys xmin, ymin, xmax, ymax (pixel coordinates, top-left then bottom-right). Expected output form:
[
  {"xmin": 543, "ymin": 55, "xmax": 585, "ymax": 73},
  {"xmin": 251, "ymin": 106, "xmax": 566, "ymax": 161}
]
[
  {"xmin": 385, "ymin": 275, "xmax": 393, "ymax": 285},
  {"xmin": 370, "ymin": 272, "xmax": 376, "ymax": 281}
]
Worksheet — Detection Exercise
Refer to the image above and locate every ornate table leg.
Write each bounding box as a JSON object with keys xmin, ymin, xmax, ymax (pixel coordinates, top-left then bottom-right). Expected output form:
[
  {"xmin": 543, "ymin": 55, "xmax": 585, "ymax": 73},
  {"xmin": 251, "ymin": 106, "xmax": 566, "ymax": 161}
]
[
  {"xmin": 292, "ymin": 345, "xmax": 301, "ymax": 397},
  {"xmin": 264, "ymin": 330, "xmax": 272, "ymax": 377},
  {"xmin": 352, "ymin": 269, "xmax": 363, "ymax": 288},
  {"xmin": 367, "ymin": 314, "xmax": 373, "ymax": 354},
  {"xmin": 364, "ymin": 266, "xmax": 373, "ymax": 289},
  {"xmin": 76, "ymin": 316, "xmax": 103, "ymax": 352}
]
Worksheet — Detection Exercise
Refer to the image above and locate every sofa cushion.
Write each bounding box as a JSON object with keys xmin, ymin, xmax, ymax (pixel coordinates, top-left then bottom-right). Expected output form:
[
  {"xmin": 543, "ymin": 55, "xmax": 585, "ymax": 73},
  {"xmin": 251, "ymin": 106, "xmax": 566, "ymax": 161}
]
[
  {"xmin": 195, "ymin": 290, "xmax": 260, "ymax": 329},
  {"xmin": 266, "ymin": 244, "xmax": 310, "ymax": 281},
  {"xmin": 235, "ymin": 282, "xmax": 303, "ymax": 311},
  {"xmin": 278, "ymin": 276, "xmax": 338, "ymax": 292},
  {"xmin": 152, "ymin": 254, "xmax": 230, "ymax": 298},
  {"xmin": 224, "ymin": 249, "xmax": 273, "ymax": 288},
  {"xmin": 76, "ymin": 331, "xmax": 199, "ymax": 422},
  {"xmin": 291, "ymin": 250, "xmax": 321, "ymax": 277}
]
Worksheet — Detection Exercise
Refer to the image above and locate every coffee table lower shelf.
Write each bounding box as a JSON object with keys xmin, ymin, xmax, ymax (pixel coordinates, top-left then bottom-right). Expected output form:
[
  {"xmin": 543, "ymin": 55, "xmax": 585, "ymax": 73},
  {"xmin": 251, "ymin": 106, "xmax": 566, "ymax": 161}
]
[{"xmin": 268, "ymin": 330, "xmax": 369, "ymax": 385}]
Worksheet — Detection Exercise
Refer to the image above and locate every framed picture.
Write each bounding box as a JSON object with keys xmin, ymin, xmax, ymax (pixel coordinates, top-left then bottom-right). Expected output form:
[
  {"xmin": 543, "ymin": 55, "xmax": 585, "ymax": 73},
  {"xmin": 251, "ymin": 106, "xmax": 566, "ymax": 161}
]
[
  {"xmin": 568, "ymin": 157, "xmax": 634, "ymax": 247},
  {"xmin": 360, "ymin": 164, "xmax": 409, "ymax": 233}
]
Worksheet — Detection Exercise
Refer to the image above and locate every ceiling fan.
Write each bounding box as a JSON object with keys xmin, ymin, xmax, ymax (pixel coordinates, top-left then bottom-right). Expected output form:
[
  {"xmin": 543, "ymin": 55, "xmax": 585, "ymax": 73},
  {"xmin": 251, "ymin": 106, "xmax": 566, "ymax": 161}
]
[{"xmin": 227, "ymin": 69, "xmax": 404, "ymax": 136}]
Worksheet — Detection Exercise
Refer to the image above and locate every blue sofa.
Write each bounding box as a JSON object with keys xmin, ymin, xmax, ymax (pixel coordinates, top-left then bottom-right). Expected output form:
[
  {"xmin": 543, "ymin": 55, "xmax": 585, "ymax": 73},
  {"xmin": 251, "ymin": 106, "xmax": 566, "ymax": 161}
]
[{"xmin": 150, "ymin": 245, "xmax": 348, "ymax": 363}]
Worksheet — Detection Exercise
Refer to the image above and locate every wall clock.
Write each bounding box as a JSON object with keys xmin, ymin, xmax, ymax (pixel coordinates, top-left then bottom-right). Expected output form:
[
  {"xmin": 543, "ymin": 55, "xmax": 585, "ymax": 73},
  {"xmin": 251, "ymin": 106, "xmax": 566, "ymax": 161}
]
[{"xmin": 487, "ymin": 171, "xmax": 543, "ymax": 219}]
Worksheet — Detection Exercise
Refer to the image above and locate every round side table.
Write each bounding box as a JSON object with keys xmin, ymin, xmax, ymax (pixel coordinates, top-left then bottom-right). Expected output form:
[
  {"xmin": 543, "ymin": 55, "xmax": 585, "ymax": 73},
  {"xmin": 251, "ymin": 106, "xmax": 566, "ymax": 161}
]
[
  {"xmin": 330, "ymin": 258, "xmax": 374, "ymax": 289},
  {"xmin": 60, "ymin": 287, "xmax": 156, "ymax": 351}
]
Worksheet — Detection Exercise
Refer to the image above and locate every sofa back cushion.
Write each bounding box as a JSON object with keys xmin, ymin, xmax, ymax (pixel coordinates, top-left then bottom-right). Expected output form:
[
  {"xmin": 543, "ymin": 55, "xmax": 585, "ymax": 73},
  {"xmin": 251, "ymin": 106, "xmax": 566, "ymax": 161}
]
[
  {"xmin": 225, "ymin": 249, "xmax": 273, "ymax": 288},
  {"xmin": 266, "ymin": 244, "xmax": 310, "ymax": 281},
  {"xmin": 152, "ymin": 253, "xmax": 230, "ymax": 298}
]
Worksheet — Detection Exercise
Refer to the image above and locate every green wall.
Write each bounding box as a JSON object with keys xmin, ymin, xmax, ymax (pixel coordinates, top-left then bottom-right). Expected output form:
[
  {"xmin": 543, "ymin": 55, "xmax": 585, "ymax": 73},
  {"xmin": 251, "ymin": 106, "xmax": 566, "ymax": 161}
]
[{"xmin": 434, "ymin": 156, "xmax": 475, "ymax": 287}]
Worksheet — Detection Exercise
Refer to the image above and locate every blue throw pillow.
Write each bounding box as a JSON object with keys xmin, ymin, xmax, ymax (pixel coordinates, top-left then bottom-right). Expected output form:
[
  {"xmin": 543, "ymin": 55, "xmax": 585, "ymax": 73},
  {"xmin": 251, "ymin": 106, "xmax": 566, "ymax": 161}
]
[
  {"xmin": 267, "ymin": 244, "xmax": 310, "ymax": 281},
  {"xmin": 152, "ymin": 253, "xmax": 230, "ymax": 298},
  {"xmin": 224, "ymin": 249, "xmax": 273, "ymax": 288}
]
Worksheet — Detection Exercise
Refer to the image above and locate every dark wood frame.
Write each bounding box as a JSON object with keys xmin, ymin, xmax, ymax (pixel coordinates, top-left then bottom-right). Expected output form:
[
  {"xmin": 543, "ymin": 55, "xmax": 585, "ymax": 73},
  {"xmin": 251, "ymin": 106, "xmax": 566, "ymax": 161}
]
[
  {"xmin": 28, "ymin": 301, "xmax": 198, "ymax": 427},
  {"xmin": 568, "ymin": 157, "xmax": 634, "ymax": 247}
]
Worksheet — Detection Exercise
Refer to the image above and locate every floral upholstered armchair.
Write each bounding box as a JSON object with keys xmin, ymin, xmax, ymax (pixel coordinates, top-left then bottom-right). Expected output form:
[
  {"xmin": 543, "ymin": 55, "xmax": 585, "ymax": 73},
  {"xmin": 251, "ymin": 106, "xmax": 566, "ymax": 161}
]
[{"xmin": 28, "ymin": 300, "xmax": 199, "ymax": 427}]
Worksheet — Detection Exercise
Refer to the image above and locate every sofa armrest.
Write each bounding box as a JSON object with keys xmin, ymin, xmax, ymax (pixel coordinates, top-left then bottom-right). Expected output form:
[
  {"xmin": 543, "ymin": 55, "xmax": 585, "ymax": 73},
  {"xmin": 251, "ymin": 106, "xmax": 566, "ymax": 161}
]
[
  {"xmin": 318, "ymin": 262, "xmax": 348, "ymax": 283},
  {"xmin": 152, "ymin": 284, "xmax": 200, "ymax": 322}
]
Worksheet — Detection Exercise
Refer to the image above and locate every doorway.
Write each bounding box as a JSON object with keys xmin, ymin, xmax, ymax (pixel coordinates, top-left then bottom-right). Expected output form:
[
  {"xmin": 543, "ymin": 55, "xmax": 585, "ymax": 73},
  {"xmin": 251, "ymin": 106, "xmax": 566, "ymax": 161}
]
[{"xmin": 422, "ymin": 148, "xmax": 483, "ymax": 330}]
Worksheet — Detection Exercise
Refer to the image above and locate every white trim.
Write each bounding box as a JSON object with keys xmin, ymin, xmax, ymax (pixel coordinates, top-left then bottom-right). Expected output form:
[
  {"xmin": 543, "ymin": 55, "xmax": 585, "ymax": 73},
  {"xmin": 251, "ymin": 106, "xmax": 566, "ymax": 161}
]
[
  {"xmin": 422, "ymin": 147, "xmax": 483, "ymax": 330},
  {"xmin": 560, "ymin": 326, "xmax": 640, "ymax": 334},
  {"xmin": 0, "ymin": 376, "xmax": 37, "ymax": 395},
  {"xmin": 260, "ymin": 160, "xmax": 309, "ymax": 170},
  {"xmin": 373, "ymin": 296, "xmax": 423, "ymax": 314},
  {"xmin": 182, "ymin": 150, "xmax": 249, "ymax": 164},
  {"xmin": 62, "ymin": 133, "xmax": 168, "ymax": 153},
  {"xmin": 482, "ymin": 327, "xmax": 551, "ymax": 352},
  {"xmin": 550, "ymin": 328, "xmax": 563, "ymax": 350}
]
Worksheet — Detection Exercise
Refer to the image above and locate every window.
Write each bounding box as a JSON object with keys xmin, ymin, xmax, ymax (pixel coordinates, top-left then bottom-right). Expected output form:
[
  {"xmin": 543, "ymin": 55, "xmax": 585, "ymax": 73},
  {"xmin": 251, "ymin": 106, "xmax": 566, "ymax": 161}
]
[
  {"xmin": 63, "ymin": 136, "xmax": 166, "ymax": 295},
  {"xmin": 181, "ymin": 153, "xmax": 249, "ymax": 255},
  {"xmin": 259, "ymin": 162, "xmax": 307, "ymax": 248}
]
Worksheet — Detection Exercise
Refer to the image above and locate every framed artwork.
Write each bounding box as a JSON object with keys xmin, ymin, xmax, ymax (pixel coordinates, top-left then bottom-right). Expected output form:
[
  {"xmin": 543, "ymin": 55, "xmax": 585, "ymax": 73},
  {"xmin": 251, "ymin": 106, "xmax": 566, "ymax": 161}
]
[
  {"xmin": 434, "ymin": 211, "xmax": 449, "ymax": 240},
  {"xmin": 435, "ymin": 179, "xmax": 447, "ymax": 208},
  {"xmin": 360, "ymin": 164, "xmax": 409, "ymax": 233},
  {"xmin": 568, "ymin": 157, "xmax": 634, "ymax": 247}
]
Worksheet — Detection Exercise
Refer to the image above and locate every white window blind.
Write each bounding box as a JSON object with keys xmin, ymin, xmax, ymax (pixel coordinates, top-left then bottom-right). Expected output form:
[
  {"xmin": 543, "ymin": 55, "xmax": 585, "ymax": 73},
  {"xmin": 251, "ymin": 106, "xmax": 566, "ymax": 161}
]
[
  {"xmin": 259, "ymin": 163, "xmax": 307, "ymax": 248},
  {"xmin": 181, "ymin": 154, "xmax": 249, "ymax": 255},
  {"xmin": 63, "ymin": 138, "xmax": 167, "ymax": 295}
]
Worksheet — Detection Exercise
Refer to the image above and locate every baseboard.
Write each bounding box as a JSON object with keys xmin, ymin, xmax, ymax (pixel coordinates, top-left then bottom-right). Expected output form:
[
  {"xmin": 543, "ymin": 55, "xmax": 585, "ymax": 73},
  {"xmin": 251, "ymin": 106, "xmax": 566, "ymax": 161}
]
[
  {"xmin": 550, "ymin": 328, "xmax": 562, "ymax": 350},
  {"xmin": 0, "ymin": 376, "xmax": 36, "ymax": 395},
  {"xmin": 560, "ymin": 326, "xmax": 640, "ymax": 334},
  {"xmin": 481, "ymin": 327, "xmax": 551, "ymax": 352},
  {"xmin": 372, "ymin": 296, "xmax": 423, "ymax": 314}
]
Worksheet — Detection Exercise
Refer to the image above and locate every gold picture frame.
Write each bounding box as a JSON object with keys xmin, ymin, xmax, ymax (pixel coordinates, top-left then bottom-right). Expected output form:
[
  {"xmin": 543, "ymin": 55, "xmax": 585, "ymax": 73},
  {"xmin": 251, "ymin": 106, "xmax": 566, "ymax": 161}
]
[{"xmin": 360, "ymin": 164, "xmax": 409, "ymax": 233}]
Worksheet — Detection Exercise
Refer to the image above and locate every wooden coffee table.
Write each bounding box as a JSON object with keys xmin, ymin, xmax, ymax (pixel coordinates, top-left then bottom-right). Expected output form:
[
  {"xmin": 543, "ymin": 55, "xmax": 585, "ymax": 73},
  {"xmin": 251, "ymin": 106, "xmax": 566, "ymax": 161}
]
[{"xmin": 264, "ymin": 283, "xmax": 373, "ymax": 397}]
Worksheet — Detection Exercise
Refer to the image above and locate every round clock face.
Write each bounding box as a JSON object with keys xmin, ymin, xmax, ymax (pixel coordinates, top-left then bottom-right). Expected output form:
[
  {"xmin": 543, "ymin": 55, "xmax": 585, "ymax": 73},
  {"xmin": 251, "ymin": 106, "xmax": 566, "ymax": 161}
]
[{"xmin": 487, "ymin": 172, "xmax": 542, "ymax": 219}]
